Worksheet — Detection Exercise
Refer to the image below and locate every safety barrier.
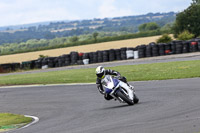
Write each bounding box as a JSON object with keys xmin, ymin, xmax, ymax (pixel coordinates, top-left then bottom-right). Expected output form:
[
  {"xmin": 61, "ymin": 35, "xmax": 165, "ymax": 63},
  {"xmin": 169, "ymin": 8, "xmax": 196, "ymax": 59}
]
[{"xmin": 0, "ymin": 38, "xmax": 200, "ymax": 73}]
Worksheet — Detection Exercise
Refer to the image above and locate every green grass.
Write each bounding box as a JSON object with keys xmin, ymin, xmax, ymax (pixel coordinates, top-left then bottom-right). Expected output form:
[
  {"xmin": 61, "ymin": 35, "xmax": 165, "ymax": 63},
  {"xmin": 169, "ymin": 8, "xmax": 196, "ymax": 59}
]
[
  {"xmin": 0, "ymin": 113, "xmax": 32, "ymax": 129},
  {"xmin": 0, "ymin": 60, "xmax": 200, "ymax": 86}
]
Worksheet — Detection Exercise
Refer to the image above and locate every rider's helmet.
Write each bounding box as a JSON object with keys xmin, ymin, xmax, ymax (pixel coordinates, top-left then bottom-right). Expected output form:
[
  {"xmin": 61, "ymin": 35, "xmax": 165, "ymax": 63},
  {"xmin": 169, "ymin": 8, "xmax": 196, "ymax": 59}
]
[{"xmin": 95, "ymin": 66, "xmax": 105, "ymax": 79}]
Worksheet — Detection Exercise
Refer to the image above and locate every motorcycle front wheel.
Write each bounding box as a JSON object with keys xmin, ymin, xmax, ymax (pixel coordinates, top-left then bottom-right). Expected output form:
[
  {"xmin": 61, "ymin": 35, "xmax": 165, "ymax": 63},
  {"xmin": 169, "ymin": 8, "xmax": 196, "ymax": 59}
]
[{"xmin": 116, "ymin": 91, "xmax": 134, "ymax": 105}]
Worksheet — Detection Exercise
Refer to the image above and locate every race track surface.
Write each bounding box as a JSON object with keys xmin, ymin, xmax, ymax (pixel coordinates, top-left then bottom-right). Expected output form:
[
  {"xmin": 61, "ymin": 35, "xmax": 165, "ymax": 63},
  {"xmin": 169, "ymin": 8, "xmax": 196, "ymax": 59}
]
[{"xmin": 0, "ymin": 78, "xmax": 200, "ymax": 133}]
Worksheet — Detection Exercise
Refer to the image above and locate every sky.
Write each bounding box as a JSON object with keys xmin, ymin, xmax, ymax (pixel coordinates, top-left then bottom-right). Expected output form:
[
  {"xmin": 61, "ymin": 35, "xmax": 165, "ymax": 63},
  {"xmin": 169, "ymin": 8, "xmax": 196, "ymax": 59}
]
[{"xmin": 0, "ymin": 0, "xmax": 191, "ymax": 27}]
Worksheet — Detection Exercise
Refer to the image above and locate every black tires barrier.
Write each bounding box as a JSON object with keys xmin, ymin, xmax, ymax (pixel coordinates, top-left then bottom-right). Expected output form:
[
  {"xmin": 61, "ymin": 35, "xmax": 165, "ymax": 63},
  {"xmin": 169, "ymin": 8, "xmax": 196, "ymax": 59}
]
[
  {"xmin": 175, "ymin": 41, "xmax": 183, "ymax": 54},
  {"xmin": 151, "ymin": 43, "xmax": 159, "ymax": 57},
  {"xmin": 146, "ymin": 45, "xmax": 152, "ymax": 57},
  {"xmin": 0, "ymin": 64, "xmax": 11, "ymax": 72},
  {"xmin": 3, "ymin": 38, "xmax": 200, "ymax": 72},
  {"xmin": 97, "ymin": 51, "xmax": 103, "ymax": 63},
  {"xmin": 21, "ymin": 61, "xmax": 32, "ymax": 69},
  {"xmin": 158, "ymin": 43, "xmax": 165, "ymax": 56},
  {"xmin": 35, "ymin": 59, "xmax": 42, "ymax": 69},
  {"xmin": 70, "ymin": 52, "xmax": 79, "ymax": 65},
  {"xmin": 120, "ymin": 47, "xmax": 127, "ymax": 60},
  {"xmin": 92, "ymin": 52, "xmax": 98, "ymax": 63},
  {"xmin": 190, "ymin": 40, "xmax": 198, "ymax": 52},
  {"xmin": 83, "ymin": 53, "xmax": 89, "ymax": 60},
  {"xmin": 138, "ymin": 45, "xmax": 146, "ymax": 58},
  {"xmin": 164, "ymin": 43, "xmax": 172, "ymax": 55},
  {"xmin": 82, "ymin": 53, "xmax": 90, "ymax": 65},
  {"xmin": 102, "ymin": 50, "xmax": 109, "ymax": 62},
  {"xmin": 171, "ymin": 41, "xmax": 176, "ymax": 54},
  {"xmin": 89, "ymin": 52, "xmax": 94, "ymax": 64},
  {"xmin": 126, "ymin": 48, "xmax": 134, "ymax": 59},
  {"xmin": 109, "ymin": 49, "xmax": 116, "ymax": 61},
  {"xmin": 63, "ymin": 54, "xmax": 71, "ymax": 66},
  {"xmin": 58, "ymin": 56, "xmax": 65, "ymax": 67},
  {"xmin": 115, "ymin": 49, "xmax": 121, "ymax": 60},
  {"xmin": 182, "ymin": 41, "xmax": 190, "ymax": 53},
  {"xmin": 198, "ymin": 40, "xmax": 200, "ymax": 51}
]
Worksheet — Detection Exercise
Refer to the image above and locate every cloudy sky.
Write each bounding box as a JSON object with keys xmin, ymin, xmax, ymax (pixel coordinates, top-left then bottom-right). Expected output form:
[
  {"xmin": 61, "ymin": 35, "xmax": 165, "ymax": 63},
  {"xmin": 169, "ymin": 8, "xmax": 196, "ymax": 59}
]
[{"xmin": 0, "ymin": 0, "xmax": 191, "ymax": 27}]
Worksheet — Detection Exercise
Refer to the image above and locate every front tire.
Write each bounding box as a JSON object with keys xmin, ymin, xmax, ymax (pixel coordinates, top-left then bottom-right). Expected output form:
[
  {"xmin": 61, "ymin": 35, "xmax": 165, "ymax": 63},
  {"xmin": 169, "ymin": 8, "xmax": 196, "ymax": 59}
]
[
  {"xmin": 133, "ymin": 93, "xmax": 139, "ymax": 104},
  {"xmin": 116, "ymin": 91, "xmax": 134, "ymax": 105}
]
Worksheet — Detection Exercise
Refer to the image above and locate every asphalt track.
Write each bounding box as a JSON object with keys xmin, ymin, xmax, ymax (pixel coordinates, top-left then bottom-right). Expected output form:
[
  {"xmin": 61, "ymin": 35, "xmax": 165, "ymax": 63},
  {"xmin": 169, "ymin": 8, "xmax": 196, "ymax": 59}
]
[{"xmin": 0, "ymin": 78, "xmax": 200, "ymax": 133}]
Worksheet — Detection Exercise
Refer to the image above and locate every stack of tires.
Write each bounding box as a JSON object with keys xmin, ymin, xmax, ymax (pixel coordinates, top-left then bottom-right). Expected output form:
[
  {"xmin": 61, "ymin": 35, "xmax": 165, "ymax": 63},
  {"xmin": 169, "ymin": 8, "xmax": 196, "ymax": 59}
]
[
  {"xmin": 92, "ymin": 52, "xmax": 98, "ymax": 63},
  {"xmin": 138, "ymin": 45, "xmax": 146, "ymax": 58},
  {"xmin": 182, "ymin": 41, "xmax": 190, "ymax": 53},
  {"xmin": 82, "ymin": 53, "xmax": 89, "ymax": 65},
  {"xmin": 35, "ymin": 59, "xmax": 42, "ymax": 69},
  {"xmin": 175, "ymin": 41, "xmax": 183, "ymax": 54},
  {"xmin": 158, "ymin": 43, "xmax": 165, "ymax": 56},
  {"xmin": 115, "ymin": 49, "xmax": 121, "ymax": 60},
  {"xmin": 145, "ymin": 45, "xmax": 152, "ymax": 57},
  {"xmin": 150, "ymin": 43, "xmax": 159, "ymax": 56},
  {"xmin": 133, "ymin": 48, "xmax": 139, "ymax": 59},
  {"xmin": 126, "ymin": 48, "xmax": 134, "ymax": 59},
  {"xmin": 102, "ymin": 50, "xmax": 109, "ymax": 62},
  {"xmin": 190, "ymin": 40, "xmax": 198, "ymax": 52},
  {"xmin": 62, "ymin": 54, "xmax": 71, "ymax": 66},
  {"xmin": 171, "ymin": 41, "xmax": 176, "ymax": 54},
  {"xmin": 197, "ymin": 39, "xmax": 200, "ymax": 51},
  {"xmin": 21, "ymin": 61, "xmax": 32, "ymax": 69},
  {"xmin": 109, "ymin": 49, "xmax": 116, "ymax": 61},
  {"xmin": 97, "ymin": 51, "xmax": 103, "ymax": 63},
  {"xmin": 77, "ymin": 53, "xmax": 84, "ymax": 65},
  {"xmin": 120, "ymin": 48, "xmax": 127, "ymax": 60},
  {"xmin": 164, "ymin": 43, "xmax": 172, "ymax": 55},
  {"xmin": 58, "ymin": 56, "xmax": 65, "ymax": 67},
  {"xmin": 41, "ymin": 58, "xmax": 48, "ymax": 68},
  {"xmin": 0, "ymin": 64, "xmax": 11, "ymax": 72},
  {"xmin": 70, "ymin": 52, "xmax": 79, "ymax": 65}
]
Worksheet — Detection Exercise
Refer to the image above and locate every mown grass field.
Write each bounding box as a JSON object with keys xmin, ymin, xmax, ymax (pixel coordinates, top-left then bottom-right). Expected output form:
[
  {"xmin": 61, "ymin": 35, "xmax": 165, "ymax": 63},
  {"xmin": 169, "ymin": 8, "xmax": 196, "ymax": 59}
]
[
  {"xmin": 0, "ymin": 60, "xmax": 199, "ymax": 86},
  {"xmin": 0, "ymin": 35, "xmax": 163, "ymax": 64}
]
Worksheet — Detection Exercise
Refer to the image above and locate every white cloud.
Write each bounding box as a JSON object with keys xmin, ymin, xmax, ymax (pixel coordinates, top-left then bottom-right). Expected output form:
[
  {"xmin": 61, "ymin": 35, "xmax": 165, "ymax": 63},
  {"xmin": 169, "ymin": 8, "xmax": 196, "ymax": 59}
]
[
  {"xmin": 0, "ymin": 0, "xmax": 191, "ymax": 26},
  {"xmin": 98, "ymin": 0, "xmax": 133, "ymax": 18}
]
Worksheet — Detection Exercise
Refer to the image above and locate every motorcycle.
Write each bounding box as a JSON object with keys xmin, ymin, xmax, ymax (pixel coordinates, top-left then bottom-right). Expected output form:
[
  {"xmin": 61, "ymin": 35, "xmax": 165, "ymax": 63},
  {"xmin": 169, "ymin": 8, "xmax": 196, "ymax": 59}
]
[{"xmin": 101, "ymin": 75, "xmax": 139, "ymax": 105}]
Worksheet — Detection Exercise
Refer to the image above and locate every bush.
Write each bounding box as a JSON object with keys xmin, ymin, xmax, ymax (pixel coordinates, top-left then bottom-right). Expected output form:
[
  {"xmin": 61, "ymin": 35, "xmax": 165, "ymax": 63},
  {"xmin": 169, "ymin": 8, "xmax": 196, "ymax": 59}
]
[
  {"xmin": 156, "ymin": 34, "xmax": 173, "ymax": 43},
  {"xmin": 177, "ymin": 30, "xmax": 195, "ymax": 40}
]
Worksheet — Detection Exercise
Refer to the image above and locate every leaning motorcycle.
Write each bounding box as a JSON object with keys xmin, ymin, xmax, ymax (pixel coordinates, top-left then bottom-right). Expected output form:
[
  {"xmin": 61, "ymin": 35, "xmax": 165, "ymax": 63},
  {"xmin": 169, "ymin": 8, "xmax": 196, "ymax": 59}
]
[{"xmin": 101, "ymin": 75, "xmax": 139, "ymax": 105}]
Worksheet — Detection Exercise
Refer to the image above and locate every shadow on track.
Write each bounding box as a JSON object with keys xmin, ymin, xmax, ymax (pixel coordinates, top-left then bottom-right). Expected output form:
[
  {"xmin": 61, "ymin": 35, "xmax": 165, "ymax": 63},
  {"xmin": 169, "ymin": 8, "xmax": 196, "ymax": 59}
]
[{"xmin": 100, "ymin": 104, "xmax": 130, "ymax": 110}]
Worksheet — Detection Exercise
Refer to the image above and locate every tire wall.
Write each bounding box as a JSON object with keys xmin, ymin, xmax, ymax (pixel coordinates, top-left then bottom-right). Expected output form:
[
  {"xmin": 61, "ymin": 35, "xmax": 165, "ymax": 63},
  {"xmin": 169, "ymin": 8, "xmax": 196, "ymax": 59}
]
[{"xmin": 1, "ymin": 38, "xmax": 200, "ymax": 72}]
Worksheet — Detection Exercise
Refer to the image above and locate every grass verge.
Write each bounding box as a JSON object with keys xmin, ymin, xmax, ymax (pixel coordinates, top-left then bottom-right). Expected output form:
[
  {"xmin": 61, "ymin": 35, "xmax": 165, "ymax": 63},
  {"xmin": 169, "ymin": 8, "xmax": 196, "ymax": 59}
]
[
  {"xmin": 0, "ymin": 113, "xmax": 32, "ymax": 131},
  {"xmin": 0, "ymin": 60, "xmax": 200, "ymax": 86}
]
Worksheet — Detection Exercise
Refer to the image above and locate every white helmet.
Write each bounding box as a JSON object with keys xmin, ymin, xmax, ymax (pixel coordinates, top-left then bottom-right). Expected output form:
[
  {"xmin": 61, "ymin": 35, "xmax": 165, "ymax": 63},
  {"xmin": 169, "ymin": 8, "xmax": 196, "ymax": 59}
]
[{"xmin": 95, "ymin": 66, "xmax": 105, "ymax": 79}]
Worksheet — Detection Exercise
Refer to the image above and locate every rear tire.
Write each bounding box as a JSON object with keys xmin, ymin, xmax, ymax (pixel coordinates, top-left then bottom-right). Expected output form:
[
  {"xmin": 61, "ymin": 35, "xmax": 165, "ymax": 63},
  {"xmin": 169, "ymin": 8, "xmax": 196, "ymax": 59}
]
[{"xmin": 117, "ymin": 91, "xmax": 134, "ymax": 105}]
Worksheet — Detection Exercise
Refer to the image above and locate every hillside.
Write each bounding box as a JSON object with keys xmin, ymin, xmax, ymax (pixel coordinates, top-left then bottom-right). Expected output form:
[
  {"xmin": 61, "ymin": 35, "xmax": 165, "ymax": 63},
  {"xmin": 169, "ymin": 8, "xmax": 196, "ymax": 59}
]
[{"xmin": 0, "ymin": 12, "xmax": 176, "ymax": 45}]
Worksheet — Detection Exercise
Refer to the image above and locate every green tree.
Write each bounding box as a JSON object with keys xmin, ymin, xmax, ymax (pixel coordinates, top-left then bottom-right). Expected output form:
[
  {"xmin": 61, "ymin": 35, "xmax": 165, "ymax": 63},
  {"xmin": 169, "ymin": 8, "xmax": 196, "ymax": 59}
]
[
  {"xmin": 93, "ymin": 32, "xmax": 99, "ymax": 42},
  {"xmin": 192, "ymin": 0, "xmax": 200, "ymax": 4},
  {"xmin": 69, "ymin": 36, "xmax": 79, "ymax": 42},
  {"xmin": 177, "ymin": 30, "xmax": 195, "ymax": 40},
  {"xmin": 173, "ymin": 1, "xmax": 200, "ymax": 37},
  {"xmin": 156, "ymin": 34, "xmax": 173, "ymax": 43},
  {"xmin": 138, "ymin": 22, "xmax": 160, "ymax": 32}
]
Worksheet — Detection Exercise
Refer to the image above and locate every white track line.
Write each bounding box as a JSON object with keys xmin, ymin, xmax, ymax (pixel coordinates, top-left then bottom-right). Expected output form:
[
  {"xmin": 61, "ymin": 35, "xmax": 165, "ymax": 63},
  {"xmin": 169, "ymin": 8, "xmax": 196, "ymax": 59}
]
[
  {"xmin": 7, "ymin": 115, "xmax": 39, "ymax": 133},
  {"xmin": 21, "ymin": 115, "xmax": 39, "ymax": 129},
  {"xmin": 0, "ymin": 83, "xmax": 95, "ymax": 88}
]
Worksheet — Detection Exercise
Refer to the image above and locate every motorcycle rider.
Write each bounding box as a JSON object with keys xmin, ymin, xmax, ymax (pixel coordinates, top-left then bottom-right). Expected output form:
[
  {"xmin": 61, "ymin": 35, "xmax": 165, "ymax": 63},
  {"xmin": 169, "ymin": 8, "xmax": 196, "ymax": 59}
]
[{"xmin": 95, "ymin": 66, "xmax": 134, "ymax": 100}]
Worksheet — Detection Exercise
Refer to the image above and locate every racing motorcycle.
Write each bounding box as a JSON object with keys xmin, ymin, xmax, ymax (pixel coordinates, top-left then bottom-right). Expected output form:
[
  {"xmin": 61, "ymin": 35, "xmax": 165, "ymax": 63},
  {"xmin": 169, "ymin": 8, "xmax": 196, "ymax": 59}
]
[{"xmin": 101, "ymin": 75, "xmax": 139, "ymax": 105}]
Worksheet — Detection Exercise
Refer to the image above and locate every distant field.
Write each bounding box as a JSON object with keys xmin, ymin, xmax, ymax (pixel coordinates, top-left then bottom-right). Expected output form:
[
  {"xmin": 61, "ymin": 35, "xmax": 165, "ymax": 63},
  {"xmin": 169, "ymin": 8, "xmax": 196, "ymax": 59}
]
[{"xmin": 0, "ymin": 35, "xmax": 163, "ymax": 64}]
